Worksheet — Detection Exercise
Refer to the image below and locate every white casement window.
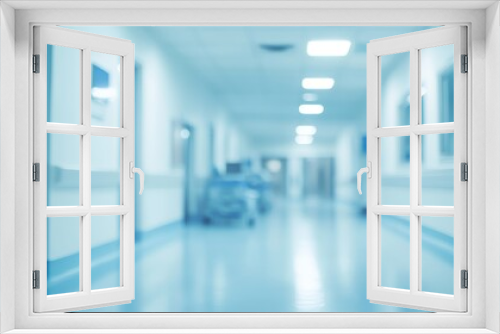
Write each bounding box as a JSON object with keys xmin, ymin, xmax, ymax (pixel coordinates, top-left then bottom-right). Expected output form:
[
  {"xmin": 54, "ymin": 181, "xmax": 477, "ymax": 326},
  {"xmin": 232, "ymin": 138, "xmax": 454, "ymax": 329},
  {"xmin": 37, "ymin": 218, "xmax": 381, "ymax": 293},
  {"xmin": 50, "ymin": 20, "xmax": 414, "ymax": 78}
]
[
  {"xmin": 33, "ymin": 26, "xmax": 141, "ymax": 312},
  {"xmin": 3, "ymin": 3, "xmax": 499, "ymax": 333},
  {"xmin": 360, "ymin": 26, "xmax": 467, "ymax": 312}
]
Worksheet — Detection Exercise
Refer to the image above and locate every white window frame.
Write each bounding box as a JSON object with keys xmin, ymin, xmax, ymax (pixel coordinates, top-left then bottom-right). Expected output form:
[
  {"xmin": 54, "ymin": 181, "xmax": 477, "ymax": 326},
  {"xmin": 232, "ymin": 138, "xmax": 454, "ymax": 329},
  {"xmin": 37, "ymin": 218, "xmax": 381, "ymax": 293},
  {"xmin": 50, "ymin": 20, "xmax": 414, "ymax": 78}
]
[{"xmin": 1, "ymin": 2, "xmax": 499, "ymax": 333}]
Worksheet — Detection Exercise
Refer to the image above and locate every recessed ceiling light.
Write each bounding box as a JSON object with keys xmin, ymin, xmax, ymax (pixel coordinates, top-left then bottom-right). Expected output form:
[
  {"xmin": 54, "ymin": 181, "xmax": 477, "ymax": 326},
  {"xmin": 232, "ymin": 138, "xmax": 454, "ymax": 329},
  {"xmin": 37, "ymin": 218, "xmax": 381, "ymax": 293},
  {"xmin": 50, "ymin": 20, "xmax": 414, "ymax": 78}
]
[
  {"xmin": 91, "ymin": 88, "xmax": 116, "ymax": 100},
  {"xmin": 307, "ymin": 40, "xmax": 351, "ymax": 57},
  {"xmin": 302, "ymin": 93, "xmax": 318, "ymax": 102},
  {"xmin": 295, "ymin": 135, "xmax": 314, "ymax": 145},
  {"xmin": 299, "ymin": 104, "xmax": 324, "ymax": 115},
  {"xmin": 296, "ymin": 125, "xmax": 317, "ymax": 136},
  {"xmin": 302, "ymin": 78, "xmax": 335, "ymax": 90}
]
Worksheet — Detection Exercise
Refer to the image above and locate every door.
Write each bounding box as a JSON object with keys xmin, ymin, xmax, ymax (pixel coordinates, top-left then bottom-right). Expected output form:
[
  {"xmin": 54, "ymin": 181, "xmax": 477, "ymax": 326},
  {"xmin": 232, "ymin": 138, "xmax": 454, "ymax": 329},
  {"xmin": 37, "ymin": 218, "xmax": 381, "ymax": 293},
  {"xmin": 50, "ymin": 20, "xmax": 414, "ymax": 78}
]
[
  {"xmin": 360, "ymin": 26, "xmax": 467, "ymax": 312},
  {"xmin": 33, "ymin": 26, "xmax": 142, "ymax": 312}
]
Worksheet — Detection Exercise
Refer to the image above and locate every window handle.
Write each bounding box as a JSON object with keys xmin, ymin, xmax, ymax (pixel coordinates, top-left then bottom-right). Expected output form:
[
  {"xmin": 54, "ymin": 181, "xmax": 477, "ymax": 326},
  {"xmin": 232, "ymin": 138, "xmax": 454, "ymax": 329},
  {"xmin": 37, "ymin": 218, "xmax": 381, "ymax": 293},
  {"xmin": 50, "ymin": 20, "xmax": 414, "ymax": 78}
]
[
  {"xmin": 129, "ymin": 162, "xmax": 145, "ymax": 195},
  {"xmin": 357, "ymin": 162, "xmax": 372, "ymax": 195}
]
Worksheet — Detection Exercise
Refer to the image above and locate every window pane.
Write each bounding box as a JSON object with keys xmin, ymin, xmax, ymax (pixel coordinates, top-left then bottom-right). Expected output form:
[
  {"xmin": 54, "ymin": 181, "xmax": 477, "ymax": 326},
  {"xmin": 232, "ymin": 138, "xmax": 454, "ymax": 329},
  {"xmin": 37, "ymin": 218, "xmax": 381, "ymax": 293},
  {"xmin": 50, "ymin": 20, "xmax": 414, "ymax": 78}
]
[
  {"xmin": 421, "ymin": 133, "xmax": 454, "ymax": 206},
  {"xmin": 47, "ymin": 217, "xmax": 80, "ymax": 295},
  {"xmin": 421, "ymin": 44, "xmax": 454, "ymax": 124},
  {"xmin": 47, "ymin": 45, "xmax": 81, "ymax": 124},
  {"xmin": 380, "ymin": 52, "xmax": 410, "ymax": 127},
  {"xmin": 47, "ymin": 133, "xmax": 80, "ymax": 206},
  {"xmin": 381, "ymin": 136, "xmax": 410, "ymax": 205},
  {"xmin": 91, "ymin": 52, "xmax": 121, "ymax": 127},
  {"xmin": 421, "ymin": 216, "xmax": 454, "ymax": 295},
  {"xmin": 91, "ymin": 215, "xmax": 121, "ymax": 290},
  {"xmin": 91, "ymin": 136, "xmax": 121, "ymax": 206},
  {"xmin": 381, "ymin": 215, "xmax": 410, "ymax": 290}
]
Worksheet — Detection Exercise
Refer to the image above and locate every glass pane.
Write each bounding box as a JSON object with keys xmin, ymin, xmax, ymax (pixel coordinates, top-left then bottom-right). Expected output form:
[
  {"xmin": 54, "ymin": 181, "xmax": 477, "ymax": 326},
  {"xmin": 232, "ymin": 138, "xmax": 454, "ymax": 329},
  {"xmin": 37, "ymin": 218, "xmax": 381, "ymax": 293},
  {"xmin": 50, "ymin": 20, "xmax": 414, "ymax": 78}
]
[
  {"xmin": 381, "ymin": 136, "xmax": 410, "ymax": 205},
  {"xmin": 421, "ymin": 216, "xmax": 454, "ymax": 295},
  {"xmin": 91, "ymin": 52, "xmax": 121, "ymax": 127},
  {"xmin": 381, "ymin": 215, "xmax": 410, "ymax": 290},
  {"xmin": 91, "ymin": 215, "xmax": 121, "ymax": 290},
  {"xmin": 47, "ymin": 133, "xmax": 80, "ymax": 206},
  {"xmin": 47, "ymin": 217, "xmax": 80, "ymax": 295},
  {"xmin": 421, "ymin": 44, "xmax": 454, "ymax": 124},
  {"xmin": 91, "ymin": 136, "xmax": 121, "ymax": 206},
  {"xmin": 380, "ymin": 52, "xmax": 410, "ymax": 127},
  {"xmin": 421, "ymin": 133, "xmax": 454, "ymax": 206},
  {"xmin": 47, "ymin": 45, "xmax": 81, "ymax": 124}
]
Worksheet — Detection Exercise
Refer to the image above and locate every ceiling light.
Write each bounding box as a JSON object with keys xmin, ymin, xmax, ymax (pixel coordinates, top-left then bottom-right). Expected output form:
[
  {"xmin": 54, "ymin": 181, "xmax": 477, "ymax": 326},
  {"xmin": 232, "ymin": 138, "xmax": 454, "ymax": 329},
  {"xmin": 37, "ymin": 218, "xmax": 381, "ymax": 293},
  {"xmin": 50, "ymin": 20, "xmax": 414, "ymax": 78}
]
[
  {"xmin": 295, "ymin": 135, "xmax": 314, "ymax": 145},
  {"xmin": 302, "ymin": 78, "xmax": 335, "ymax": 90},
  {"xmin": 302, "ymin": 93, "xmax": 318, "ymax": 102},
  {"xmin": 299, "ymin": 104, "xmax": 324, "ymax": 115},
  {"xmin": 296, "ymin": 125, "xmax": 317, "ymax": 136},
  {"xmin": 91, "ymin": 88, "xmax": 116, "ymax": 100},
  {"xmin": 307, "ymin": 40, "xmax": 351, "ymax": 57}
]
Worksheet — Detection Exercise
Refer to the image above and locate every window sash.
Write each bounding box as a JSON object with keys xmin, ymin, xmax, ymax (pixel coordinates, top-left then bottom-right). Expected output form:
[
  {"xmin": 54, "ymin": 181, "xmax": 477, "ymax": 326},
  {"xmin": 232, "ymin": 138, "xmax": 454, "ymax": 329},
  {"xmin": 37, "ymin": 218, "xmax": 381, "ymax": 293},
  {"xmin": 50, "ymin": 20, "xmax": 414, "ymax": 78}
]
[
  {"xmin": 32, "ymin": 25, "xmax": 136, "ymax": 313},
  {"xmin": 366, "ymin": 26, "xmax": 467, "ymax": 312}
]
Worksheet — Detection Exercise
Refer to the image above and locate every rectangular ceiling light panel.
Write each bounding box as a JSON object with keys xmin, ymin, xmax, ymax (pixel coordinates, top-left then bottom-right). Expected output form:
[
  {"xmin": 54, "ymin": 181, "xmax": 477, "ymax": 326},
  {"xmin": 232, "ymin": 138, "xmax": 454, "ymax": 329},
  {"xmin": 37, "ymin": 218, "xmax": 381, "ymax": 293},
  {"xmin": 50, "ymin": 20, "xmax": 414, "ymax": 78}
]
[
  {"xmin": 299, "ymin": 104, "xmax": 324, "ymax": 115},
  {"xmin": 302, "ymin": 78, "xmax": 335, "ymax": 90},
  {"xmin": 307, "ymin": 40, "xmax": 352, "ymax": 57},
  {"xmin": 296, "ymin": 125, "xmax": 317, "ymax": 135}
]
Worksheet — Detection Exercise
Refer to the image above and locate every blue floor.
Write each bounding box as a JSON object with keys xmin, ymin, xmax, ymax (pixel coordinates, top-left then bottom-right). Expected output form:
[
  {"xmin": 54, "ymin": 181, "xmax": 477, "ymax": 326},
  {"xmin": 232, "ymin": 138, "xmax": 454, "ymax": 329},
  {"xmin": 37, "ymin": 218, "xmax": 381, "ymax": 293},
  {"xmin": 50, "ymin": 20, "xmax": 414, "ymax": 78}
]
[{"xmin": 70, "ymin": 197, "xmax": 452, "ymax": 312}]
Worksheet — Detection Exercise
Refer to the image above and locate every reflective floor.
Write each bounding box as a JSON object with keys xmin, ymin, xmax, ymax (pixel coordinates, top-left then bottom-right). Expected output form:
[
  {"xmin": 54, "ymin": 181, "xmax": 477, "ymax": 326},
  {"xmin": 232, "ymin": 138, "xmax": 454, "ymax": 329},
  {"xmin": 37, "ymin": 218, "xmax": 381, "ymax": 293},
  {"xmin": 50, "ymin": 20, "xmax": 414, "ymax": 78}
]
[{"xmin": 74, "ymin": 196, "xmax": 453, "ymax": 313}]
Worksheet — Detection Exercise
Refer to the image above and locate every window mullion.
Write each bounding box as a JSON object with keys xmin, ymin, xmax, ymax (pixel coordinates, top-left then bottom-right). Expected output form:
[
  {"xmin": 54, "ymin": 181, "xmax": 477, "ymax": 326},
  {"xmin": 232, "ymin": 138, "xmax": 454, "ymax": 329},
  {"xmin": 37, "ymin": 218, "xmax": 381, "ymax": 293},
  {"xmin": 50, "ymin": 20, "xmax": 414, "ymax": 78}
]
[
  {"xmin": 82, "ymin": 47, "xmax": 92, "ymax": 294},
  {"xmin": 409, "ymin": 47, "xmax": 420, "ymax": 295}
]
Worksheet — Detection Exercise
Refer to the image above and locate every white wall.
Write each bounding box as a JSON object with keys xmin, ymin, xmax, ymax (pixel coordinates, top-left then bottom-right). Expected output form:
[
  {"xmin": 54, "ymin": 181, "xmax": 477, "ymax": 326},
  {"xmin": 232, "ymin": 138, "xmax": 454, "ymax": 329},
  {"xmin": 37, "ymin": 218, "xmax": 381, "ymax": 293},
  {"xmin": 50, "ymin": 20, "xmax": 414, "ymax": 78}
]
[{"xmin": 0, "ymin": 1, "xmax": 16, "ymax": 327}]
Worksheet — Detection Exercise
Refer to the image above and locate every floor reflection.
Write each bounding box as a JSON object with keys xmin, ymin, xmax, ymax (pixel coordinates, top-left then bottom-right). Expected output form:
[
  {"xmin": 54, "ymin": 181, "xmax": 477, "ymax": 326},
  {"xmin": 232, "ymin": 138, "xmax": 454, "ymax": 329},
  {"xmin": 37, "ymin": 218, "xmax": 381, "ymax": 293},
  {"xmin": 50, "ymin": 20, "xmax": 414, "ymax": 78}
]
[{"xmin": 78, "ymin": 198, "xmax": 434, "ymax": 313}]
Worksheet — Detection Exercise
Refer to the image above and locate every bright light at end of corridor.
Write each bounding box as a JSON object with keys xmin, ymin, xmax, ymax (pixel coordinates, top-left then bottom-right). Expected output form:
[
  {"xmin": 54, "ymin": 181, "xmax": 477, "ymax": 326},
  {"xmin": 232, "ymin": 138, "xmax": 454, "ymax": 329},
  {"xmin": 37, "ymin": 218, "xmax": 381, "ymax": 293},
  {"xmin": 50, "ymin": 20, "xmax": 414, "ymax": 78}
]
[
  {"xmin": 296, "ymin": 126, "xmax": 317, "ymax": 136},
  {"xmin": 266, "ymin": 159, "xmax": 282, "ymax": 173},
  {"xmin": 302, "ymin": 78, "xmax": 335, "ymax": 90},
  {"xmin": 295, "ymin": 135, "xmax": 314, "ymax": 145},
  {"xmin": 307, "ymin": 40, "xmax": 351, "ymax": 57},
  {"xmin": 299, "ymin": 104, "xmax": 324, "ymax": 115}
]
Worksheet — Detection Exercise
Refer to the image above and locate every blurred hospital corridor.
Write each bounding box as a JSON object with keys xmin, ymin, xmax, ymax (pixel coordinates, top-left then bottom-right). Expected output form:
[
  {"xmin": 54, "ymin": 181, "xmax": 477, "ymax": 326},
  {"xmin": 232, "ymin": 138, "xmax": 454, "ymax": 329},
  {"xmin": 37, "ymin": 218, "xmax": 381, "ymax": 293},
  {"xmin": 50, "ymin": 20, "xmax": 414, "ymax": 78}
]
[{"xmin": 45, "ymin": 26, "xmax": 455, "ymax": 313}]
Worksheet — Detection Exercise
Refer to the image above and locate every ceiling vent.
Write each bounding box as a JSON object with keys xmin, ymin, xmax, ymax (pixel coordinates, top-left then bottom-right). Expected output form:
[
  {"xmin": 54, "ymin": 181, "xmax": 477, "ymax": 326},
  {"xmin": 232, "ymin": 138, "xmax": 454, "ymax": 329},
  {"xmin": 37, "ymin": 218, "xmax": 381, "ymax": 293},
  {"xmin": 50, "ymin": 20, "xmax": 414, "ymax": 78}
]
[{"xmin": 259, "ymin": 44, "xmax": 294, "ymax": 52}]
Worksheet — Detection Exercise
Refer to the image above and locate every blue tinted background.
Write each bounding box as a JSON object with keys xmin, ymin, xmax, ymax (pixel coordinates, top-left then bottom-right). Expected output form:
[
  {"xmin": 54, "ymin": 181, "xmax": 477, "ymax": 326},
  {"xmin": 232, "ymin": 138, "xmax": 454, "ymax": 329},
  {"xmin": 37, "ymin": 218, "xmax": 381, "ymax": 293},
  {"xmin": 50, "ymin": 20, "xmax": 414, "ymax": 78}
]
[{"xmin": 44, "ymin": 26, "xmax": 456, "ymax": 312}]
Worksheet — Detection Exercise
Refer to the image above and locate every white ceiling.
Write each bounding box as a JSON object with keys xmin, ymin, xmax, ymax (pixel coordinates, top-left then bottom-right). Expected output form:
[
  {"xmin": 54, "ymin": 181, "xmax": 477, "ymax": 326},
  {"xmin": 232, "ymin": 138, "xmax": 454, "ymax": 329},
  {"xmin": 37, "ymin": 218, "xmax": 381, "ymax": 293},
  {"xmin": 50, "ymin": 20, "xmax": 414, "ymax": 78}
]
[{"xmin": 148, "ymin": 26, "xmax": 432, "ymax": 145}]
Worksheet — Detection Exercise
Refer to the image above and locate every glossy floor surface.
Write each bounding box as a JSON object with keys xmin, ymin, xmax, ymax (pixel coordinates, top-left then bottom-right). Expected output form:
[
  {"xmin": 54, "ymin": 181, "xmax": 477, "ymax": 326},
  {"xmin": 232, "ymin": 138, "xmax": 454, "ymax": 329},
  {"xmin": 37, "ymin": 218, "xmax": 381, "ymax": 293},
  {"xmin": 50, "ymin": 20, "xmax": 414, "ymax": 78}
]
[{"xmin": 78, "ymin": 197, "xmax": 448, "ymax": 313}]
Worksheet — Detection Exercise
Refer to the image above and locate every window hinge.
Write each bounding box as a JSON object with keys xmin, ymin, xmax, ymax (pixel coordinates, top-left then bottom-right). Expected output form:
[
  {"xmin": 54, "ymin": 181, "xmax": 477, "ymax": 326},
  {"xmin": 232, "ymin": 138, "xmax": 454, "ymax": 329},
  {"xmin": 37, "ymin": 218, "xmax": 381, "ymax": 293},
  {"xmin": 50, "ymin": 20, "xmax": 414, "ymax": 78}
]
[
  {"xmin": 33, "ymin": 270, "xmax": 40, "ymax": 289},
  {"xmin": 461, "ymin": 270, "xmax": 468, "ymax": 289},
  {"xmin": 33, "ymin": 54, "xmax": 40, "ymax": 73},
  {"xmin": 33, "ymin": 163, "xmax": 40, "ymax": 182},
  {"xmin": 461, "ymin": 54, "xmax": 468, "ymax": 73},
  {"xmin": 461, "ymin": 162, "xmax": 468, "ymax": 181}
]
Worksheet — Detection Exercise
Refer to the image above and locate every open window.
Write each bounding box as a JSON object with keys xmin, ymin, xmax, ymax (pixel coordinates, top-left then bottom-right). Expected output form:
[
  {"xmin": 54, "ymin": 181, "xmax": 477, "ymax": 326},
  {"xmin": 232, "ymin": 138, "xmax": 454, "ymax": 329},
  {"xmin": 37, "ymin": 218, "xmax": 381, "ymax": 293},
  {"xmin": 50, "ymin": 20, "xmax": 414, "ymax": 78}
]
[
  {"xmin": 362, "ymin": 26, "xmax": 467, "ymax": 312},
  {"xmin": 33, "ymin": 26, "xmax": 140, "ymax": 312}
]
